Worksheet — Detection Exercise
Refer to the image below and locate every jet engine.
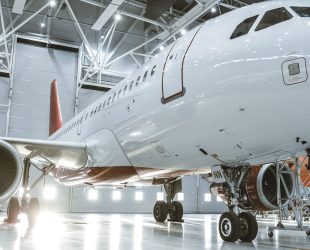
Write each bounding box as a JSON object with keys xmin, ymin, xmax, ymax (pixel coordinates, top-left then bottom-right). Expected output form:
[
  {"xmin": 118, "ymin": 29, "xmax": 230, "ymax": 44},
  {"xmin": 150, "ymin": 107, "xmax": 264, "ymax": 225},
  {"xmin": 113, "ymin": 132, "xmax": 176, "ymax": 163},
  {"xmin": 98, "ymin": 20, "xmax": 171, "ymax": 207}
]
[
  {"xmin": 210, "ymin": 163, "xmax": 294, "ymax": 211},
  {"xmin": 0, "ymin": 140, "xmax": 23, "ymax": 204}
]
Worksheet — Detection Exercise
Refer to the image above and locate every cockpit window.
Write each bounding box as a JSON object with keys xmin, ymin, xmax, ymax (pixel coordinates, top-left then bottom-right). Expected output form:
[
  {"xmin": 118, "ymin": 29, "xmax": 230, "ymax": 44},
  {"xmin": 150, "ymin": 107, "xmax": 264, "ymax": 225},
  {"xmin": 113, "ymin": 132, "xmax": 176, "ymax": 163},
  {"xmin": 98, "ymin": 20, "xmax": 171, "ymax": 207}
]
[
  {"xmin": 255, "ymin": 7, "xmax": 293, "ymax": 31},
  {"xmin": 230, "ymin": 15, "xmax": 258, "ymax": 39},
  {"xmin": 291, "ymin": 7, "xmax": 310, "ymax": 17}
]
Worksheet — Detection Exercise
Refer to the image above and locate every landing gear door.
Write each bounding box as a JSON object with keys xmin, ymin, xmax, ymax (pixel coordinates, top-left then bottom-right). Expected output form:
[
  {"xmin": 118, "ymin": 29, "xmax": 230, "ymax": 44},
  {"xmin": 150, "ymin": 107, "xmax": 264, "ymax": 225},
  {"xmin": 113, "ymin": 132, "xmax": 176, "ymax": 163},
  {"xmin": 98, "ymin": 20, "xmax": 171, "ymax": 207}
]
[{"xmin": 282, "ymin": 57, "xmax": 308, "ymax": 85}]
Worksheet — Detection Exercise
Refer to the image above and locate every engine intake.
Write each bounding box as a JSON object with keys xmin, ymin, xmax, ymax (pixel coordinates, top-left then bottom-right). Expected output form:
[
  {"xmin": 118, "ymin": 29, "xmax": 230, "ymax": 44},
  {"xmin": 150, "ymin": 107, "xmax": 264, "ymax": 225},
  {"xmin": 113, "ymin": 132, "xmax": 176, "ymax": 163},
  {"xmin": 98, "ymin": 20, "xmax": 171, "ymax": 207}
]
[
  {"xmin": 245, "ymin": 163, "xmax": 294, "ymax": 211},
  {"xmin": 0, "ymin": 140, "xmax": 23, "ymax": 204}
]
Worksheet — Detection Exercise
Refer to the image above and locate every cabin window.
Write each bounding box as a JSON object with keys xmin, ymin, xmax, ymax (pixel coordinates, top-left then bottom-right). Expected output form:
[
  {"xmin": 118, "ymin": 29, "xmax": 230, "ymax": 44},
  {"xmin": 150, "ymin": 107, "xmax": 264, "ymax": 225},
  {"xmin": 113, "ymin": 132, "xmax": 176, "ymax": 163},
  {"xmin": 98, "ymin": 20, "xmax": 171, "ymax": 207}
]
[
  {"xmin": 255, "ymin": 7, "xmax": 293, "ymax": 31},
  {"xmin": 118, "ymin": 89, "xmax": 121, "ymax": 98},
  {"xmin": 102, "ymin": 101, "xmax": 106, "ymax": 108},
  {"xmin": 230, "ymin": 15, "xmax": 258, "ymax": 39},
  {"xmin": 123, "ymin": 85, "xmax": 128, "ymax": 95},
  {"xmin": 129, "ymin": 81, "xmax": 134, "ymax": 91},
  {"xmin": 98, "ymin": 103, "xmax": 102, "ymax": 111},
  {"xmin": 291, "ymin": 7, "xmax": 310, "ymax": 17},
  {"xmin": 107, "ymin": 96, "xmax": 111, "ymax": 105},
  {"xmin": 143, "ymin": 71, "xmax": 148, "ymax": 82},
  {"xmin": 136, "ymin": 76, "xmax": 141, "ymax": 87},
  {"xmin": 151, "ymin": 65, "xmax": 156, "ymax": 76},
  {"xmin": 112, "ymin": 93, "xmax": 116, "ymax": 102}
]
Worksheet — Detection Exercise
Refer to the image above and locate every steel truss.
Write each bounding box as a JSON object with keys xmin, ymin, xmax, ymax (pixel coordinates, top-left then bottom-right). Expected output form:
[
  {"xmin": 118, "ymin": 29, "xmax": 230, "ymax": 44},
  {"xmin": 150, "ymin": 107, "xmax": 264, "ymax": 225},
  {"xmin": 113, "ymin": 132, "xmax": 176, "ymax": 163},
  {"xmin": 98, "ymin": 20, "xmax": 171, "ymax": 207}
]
[{"xmin": 268, "ymin": 154, "xmax": 310, "ymax": 237}]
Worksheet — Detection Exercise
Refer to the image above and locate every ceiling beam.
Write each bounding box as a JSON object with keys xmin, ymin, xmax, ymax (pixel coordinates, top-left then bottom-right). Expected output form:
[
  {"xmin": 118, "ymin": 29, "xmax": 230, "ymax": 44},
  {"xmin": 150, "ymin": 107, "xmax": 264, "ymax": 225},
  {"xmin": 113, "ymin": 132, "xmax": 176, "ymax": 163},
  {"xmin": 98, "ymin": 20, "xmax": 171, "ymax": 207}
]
[
  {"xmin": 12, "ymin": 0, "xmax": 27, "ymax": 15},
  {"xmin": 91, "ymin": 0, "xmax": 124, "ymax": 31}
]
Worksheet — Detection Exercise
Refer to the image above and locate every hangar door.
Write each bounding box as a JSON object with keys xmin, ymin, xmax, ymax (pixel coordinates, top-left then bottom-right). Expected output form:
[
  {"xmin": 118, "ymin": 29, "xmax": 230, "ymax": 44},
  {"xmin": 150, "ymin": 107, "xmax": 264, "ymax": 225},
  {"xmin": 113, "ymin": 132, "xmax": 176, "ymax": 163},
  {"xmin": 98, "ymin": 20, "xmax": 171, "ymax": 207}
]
[{"xmin": 161, "ymin": 26, "xmax": 203, "ymax": 103}]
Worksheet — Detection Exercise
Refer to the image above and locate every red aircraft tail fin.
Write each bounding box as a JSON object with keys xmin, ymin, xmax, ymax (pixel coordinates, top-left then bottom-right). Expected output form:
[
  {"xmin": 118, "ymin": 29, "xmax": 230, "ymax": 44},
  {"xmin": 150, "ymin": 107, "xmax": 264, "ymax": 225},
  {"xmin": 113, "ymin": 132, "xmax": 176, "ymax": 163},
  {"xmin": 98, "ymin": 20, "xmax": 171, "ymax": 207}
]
[{"xmin": 49, "ymin": 80, "xmax": 63, "ymax": 136}]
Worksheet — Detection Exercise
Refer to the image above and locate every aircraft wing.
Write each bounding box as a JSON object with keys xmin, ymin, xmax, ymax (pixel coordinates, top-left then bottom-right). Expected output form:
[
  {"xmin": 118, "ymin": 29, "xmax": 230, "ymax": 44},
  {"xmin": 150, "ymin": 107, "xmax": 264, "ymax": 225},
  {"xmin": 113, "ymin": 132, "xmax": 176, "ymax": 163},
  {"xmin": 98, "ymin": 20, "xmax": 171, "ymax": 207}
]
[{"xmin": 0, "ymin": 137, "xmax": 88, "ymax": 169}]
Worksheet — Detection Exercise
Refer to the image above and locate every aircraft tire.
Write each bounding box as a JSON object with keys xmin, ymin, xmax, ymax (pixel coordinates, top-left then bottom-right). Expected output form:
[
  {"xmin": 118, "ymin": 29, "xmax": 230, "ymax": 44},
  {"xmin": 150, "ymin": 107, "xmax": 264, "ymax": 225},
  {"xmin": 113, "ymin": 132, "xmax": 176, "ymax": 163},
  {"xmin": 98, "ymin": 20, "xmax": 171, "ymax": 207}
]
[
  {"xmin": 153, "ymin": 201, "xmax": 168, "ymax": 222},
  {"xmin": 28, "ymin": 198, "xmax": 40, "ymax": 225},
  {"xmin": 238, "ymin": 212, "xmax": 258, "ymax": 242},
  {"xmin": 7, "ymin": 197, "xmax": 20, "ymax": 222},
  {"xmin": 219, "ymin": 212, "xmax": 241, "ymax": 242},
  {"xmin": 169, "ymin": 201, "xmax": 183, "ymax": 222}
]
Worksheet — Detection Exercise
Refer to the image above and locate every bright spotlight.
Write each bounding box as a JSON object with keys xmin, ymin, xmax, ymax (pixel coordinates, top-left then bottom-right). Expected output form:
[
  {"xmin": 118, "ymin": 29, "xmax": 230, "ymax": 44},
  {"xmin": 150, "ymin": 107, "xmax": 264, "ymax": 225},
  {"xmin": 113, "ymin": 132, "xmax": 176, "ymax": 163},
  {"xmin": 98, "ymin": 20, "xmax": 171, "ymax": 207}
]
[
  {"xmin": 100, "ymin": 35, "xmax": 105, "ymax": 39},
  {"xmin": 159, "ymin": 46, "xmax": 164, "ymax": 51},
  {"xmin": 115, "ymin": 13, "xmax": 122, "ymax": 21},
  {"xmin": 49, "ymin": 0, "xmax": 56, "ymax": 7},
  {"xmin": 40, "ymin": 22, "xmax": 46, "ymax": 28},
  {"xmin": 43, "ymin": 186, "xmax": 57, "ymax": 200},
  {"xmin": 181, "ymin": 29, "xmax": 187, "ymax": 35},
  {"xmin": 88, "ymin": 189, "xmax": 98, "ymax": 201},
  {"xmin": 211, "ymin": 7, "xmax": 217, "ymax": 13}
]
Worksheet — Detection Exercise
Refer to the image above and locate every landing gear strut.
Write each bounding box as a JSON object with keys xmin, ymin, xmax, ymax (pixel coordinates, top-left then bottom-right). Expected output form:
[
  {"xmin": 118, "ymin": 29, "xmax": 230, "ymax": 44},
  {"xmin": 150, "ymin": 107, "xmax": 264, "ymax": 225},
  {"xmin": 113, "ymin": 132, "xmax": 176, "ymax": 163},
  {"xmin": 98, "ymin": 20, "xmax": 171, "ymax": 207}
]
[
  {"xmin": 5, "ymin": 157, "xmax": 55, "ymax": 225},
  {"xmin": 153, "ymin": 179, "xmax": 184, "ymax": 222}
]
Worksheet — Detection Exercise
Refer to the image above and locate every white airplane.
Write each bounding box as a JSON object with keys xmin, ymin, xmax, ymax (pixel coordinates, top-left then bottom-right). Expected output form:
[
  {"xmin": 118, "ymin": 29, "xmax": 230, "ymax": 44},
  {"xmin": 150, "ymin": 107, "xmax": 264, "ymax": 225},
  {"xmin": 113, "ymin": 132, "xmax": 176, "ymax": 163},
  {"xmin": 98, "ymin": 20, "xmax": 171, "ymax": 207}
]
[{"xmin": 1, "ymin": 0, "xmax": 310, "ymax": 242}]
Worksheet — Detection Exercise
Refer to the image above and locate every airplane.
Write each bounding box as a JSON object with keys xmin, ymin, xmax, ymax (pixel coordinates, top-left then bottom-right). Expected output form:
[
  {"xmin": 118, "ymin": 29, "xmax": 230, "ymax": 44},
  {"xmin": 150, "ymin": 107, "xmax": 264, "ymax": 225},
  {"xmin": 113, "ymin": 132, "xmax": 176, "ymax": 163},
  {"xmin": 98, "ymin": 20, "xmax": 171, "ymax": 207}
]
[{"xmin": 1, "ymin": 0, "xmax": 310, "ymax": 242}]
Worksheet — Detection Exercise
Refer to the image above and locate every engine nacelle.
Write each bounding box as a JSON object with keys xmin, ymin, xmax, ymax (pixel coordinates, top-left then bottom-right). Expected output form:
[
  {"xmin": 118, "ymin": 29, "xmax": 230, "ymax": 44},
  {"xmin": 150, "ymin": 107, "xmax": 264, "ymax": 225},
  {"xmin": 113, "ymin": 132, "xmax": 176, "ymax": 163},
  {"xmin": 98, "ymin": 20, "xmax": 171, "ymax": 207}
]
[
  {"xmin": 210, "ymin": 164, "xmax": 294, "ymax": 211},
  {"xmin": 0, "ymin": 140, "xmax": 23, "ymax": 204}
]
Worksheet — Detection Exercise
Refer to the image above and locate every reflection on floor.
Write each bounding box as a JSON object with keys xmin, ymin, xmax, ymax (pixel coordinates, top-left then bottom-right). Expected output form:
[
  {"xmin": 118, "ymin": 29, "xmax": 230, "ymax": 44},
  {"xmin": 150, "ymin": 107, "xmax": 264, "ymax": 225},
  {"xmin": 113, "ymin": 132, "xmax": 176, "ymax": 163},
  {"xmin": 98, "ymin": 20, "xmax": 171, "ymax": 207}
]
[{"xmin": 0, "ymin": 212, "xmax": 309, "ymax": 250}]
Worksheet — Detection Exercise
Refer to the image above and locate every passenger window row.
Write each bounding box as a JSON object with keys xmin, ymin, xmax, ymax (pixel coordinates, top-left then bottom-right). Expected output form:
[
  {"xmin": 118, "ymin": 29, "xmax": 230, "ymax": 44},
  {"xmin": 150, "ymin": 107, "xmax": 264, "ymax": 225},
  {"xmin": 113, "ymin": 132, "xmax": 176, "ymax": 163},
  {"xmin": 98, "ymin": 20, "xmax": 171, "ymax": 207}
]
[
  {"xmin": 230, "ymin": 7, "xmax": 299, "ymax": 39},
  {"xmin": 54, "ymin": 64, "xmax": 157, "ymax": 139}
]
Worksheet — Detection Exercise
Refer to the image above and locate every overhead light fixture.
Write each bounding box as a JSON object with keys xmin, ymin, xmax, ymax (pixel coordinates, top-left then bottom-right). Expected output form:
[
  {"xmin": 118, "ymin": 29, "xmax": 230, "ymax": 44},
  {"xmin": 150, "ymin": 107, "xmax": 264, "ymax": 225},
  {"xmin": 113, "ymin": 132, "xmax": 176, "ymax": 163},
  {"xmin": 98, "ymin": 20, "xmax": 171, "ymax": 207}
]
[
  {"xmin": 40, "ymin": 22, "xmax": 46, "ymax": 28},
  {"xmin": 211, "ymin": 7, "xmax": 217, "ymax": 13},
  {"xmin": 100, "ymin": 35, "xmax": 105, "ymax": 39},
  {"xmin": 159, "ymin": 46, "xmax": 164, "ymax": 51},
  {"xmin": 181, "ymin": 29, "xmax": 187, "ymax": 35},
  {"xmin": 115, "ymin": 13, "xmax": 122, "ymax": 21},
  {"xmin": 49, "ymin": 0, "xmax": 56, "ymax": 7}
]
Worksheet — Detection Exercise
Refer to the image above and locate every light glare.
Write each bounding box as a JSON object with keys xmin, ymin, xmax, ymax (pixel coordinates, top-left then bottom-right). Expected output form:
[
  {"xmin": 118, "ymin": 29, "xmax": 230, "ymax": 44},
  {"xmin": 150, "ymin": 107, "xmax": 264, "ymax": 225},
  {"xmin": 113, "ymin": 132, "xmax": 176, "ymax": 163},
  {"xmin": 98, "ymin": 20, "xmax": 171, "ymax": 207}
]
[
  {"xmin": 211, "ymin": 7, "xmax": 217, "ymax": 13},
  {"xmin": 160, "ymin": 46, "xmax": 164, "ymax": 51},
  {"xmin": 43, "ymin": 186, "xmax": 57, "ymax": 200},
  {"xmin": 181, "ymin": 29, "xmax": 187, "ymax": 35},
  {"xmin": 49, "ymin": 0, "xmax": 56, "ymax": 7},
  {"xmin": 40, "ymin": 22, "xmax": 46, "ymax": 28},
  {"xmin": 115, "ymin": 13, "xmax": 121, "ymax": 21}
]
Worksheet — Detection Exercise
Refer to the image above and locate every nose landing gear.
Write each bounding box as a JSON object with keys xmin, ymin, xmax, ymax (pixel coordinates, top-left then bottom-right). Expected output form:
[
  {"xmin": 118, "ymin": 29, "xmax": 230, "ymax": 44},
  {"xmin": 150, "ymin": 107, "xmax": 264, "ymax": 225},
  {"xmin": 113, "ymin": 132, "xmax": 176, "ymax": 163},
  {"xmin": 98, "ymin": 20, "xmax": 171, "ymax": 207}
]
[{"xmin": 153, "ymin": 179, "xmax": 184, "ymax": 223}]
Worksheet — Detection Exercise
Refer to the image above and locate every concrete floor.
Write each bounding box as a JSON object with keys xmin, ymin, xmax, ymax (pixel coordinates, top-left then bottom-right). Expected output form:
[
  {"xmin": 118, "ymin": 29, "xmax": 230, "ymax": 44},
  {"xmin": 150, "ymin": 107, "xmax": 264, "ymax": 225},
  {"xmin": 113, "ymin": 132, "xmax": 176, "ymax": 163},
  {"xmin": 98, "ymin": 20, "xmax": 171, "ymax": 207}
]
[{"xmin": 0, "ymin": 212, "xmax": 309, "ymax": 250}]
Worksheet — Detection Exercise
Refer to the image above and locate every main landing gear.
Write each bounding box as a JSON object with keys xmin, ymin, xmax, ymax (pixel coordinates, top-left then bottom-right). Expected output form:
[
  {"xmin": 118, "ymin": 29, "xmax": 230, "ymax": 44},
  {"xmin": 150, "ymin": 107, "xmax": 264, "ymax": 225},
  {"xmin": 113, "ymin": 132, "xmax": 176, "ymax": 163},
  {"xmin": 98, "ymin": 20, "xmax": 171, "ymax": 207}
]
[
  {"xmin": 153, "ymin": 179, "xmax": 184, "ymax": 223},
  {"xmin": 219, "ymin": 211, "xmax": 258, "ymax": 242},
  {"xmin": 5, "ymin": 158, "xmax": 55, "ymax": 225}
]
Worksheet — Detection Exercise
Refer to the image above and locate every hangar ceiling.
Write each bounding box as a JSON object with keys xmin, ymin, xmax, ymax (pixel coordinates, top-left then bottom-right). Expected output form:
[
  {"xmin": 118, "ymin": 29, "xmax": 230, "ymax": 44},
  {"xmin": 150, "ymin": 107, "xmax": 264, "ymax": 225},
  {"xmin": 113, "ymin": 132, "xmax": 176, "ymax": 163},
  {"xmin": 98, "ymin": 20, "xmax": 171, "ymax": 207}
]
[{"xmin": 0, "ymin": 0, "xmax": 266, "ymax": 87}]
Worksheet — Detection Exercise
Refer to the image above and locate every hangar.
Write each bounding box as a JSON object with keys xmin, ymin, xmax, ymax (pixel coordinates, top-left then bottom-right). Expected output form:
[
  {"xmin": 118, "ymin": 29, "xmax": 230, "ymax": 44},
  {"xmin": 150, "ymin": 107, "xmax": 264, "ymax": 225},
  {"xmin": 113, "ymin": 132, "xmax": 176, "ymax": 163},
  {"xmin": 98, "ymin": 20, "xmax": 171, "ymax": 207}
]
[{"xmin": 0, "ymin": 0, "xmax": 310, "ymax": 249}]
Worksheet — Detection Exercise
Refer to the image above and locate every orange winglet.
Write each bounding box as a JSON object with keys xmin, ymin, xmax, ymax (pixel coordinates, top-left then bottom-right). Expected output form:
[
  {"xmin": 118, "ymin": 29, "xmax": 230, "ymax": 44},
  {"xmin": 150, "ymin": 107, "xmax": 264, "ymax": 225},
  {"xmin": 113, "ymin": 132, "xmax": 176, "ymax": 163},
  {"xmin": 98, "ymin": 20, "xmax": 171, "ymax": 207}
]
[{"xmin": 49, "ymin": 80, "xmax": 63, "ymax": 136}]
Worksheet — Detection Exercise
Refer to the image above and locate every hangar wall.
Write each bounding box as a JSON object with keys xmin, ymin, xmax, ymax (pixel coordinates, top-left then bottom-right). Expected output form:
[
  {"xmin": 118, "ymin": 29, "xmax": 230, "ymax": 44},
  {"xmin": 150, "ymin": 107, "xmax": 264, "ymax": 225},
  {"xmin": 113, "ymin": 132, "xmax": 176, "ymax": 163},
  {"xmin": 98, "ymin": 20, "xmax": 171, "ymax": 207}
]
[{"xmin": 0, "ymin": 42, "xmax": 227, "ymax": 214}]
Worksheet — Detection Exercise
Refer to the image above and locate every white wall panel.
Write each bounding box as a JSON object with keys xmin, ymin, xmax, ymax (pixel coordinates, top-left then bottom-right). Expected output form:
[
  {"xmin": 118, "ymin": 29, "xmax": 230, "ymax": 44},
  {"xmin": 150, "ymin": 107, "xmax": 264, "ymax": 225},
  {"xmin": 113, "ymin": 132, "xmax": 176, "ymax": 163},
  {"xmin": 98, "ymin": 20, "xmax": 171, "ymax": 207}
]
[{"xmin": 9, "ymin": 43, "xmax": 78, "ymax": 139}]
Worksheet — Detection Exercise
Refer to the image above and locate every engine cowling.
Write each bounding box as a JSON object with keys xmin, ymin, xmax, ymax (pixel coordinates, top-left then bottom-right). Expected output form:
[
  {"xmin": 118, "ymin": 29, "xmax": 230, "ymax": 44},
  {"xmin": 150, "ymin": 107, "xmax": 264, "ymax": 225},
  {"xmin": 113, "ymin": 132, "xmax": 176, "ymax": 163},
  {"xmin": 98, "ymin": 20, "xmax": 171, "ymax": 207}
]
[
  {"xmin": 0, "ymin": 140, "xmax": 23, "ymax": 204},
  {"xmin": 210, "ymin": 164, "xmax": 294, "ymax": 211},
  {"xmin": 245, "ymin": 163, "xmax": 294, "ymax": 211}
]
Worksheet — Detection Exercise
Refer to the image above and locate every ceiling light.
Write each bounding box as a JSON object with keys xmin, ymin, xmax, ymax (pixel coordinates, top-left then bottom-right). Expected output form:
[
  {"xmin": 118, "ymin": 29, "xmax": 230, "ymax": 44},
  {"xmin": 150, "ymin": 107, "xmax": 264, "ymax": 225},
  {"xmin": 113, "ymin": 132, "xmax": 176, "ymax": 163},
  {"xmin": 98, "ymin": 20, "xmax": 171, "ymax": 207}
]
[
  {"xmin": 115, "ymin": 13, "xmax": 122, "ymax": 21},
  {"xmin": 40, "ymin": 22, "xmax": 46, "ymax": 28},
  {"xmin": 211, "ymin": 7, "xmax": 217, "ymax": 13},
  {"xmin": 159, "ymin": 46, "xmax": 164, "ymax": 51},
  {"xmin": 181, "ymin": 29, "xmax": 187, "ymax": 35},
  {"xmin": 100, "ymin": 35, "xmax": 105, "ymax": 39},
  {"xmin": 49, "ymin": 0, "xmax": 56, "ymax": 7}
]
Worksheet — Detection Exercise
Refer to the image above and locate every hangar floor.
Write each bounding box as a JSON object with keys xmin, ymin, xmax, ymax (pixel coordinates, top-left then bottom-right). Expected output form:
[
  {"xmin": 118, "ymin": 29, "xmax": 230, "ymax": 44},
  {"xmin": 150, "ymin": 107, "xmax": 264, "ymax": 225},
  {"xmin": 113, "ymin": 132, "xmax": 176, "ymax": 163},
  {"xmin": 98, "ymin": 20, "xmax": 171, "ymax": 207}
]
[{"xmin": 0, "ymin": 212, "xmax": 309, "ymax": 250}]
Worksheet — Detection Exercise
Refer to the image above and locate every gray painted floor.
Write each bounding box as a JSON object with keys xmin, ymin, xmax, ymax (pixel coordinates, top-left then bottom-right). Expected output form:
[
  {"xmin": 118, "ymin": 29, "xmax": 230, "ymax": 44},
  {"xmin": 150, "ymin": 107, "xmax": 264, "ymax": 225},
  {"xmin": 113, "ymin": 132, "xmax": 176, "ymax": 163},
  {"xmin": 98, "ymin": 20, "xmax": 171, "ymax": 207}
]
[{"xmin": 0, "ymin": 212, "xmax": 309, "ymax": 250}]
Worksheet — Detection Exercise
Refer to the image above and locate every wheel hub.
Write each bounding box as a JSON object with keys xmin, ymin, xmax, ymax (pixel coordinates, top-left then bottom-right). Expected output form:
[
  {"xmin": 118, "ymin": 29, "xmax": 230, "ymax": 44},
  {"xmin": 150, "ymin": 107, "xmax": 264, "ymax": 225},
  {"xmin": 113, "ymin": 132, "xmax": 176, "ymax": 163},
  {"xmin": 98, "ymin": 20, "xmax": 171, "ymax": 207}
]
[{"xmin": 221, "ymin": 218, "xmax": 232, "ymax": 237}]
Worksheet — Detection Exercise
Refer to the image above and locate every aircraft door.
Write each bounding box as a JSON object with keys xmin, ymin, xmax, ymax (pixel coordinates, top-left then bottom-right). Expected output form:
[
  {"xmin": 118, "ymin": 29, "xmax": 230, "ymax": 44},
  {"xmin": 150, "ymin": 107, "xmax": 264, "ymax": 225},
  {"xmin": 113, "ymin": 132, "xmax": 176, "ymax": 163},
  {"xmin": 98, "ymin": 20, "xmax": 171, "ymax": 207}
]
[
  {"xmin": 161, "ymin": 26, "xmax": 204, "ymax": 104},
  {"xmin": 77, "ymin": 112, "xmax": 86, "ymax": 136}
]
